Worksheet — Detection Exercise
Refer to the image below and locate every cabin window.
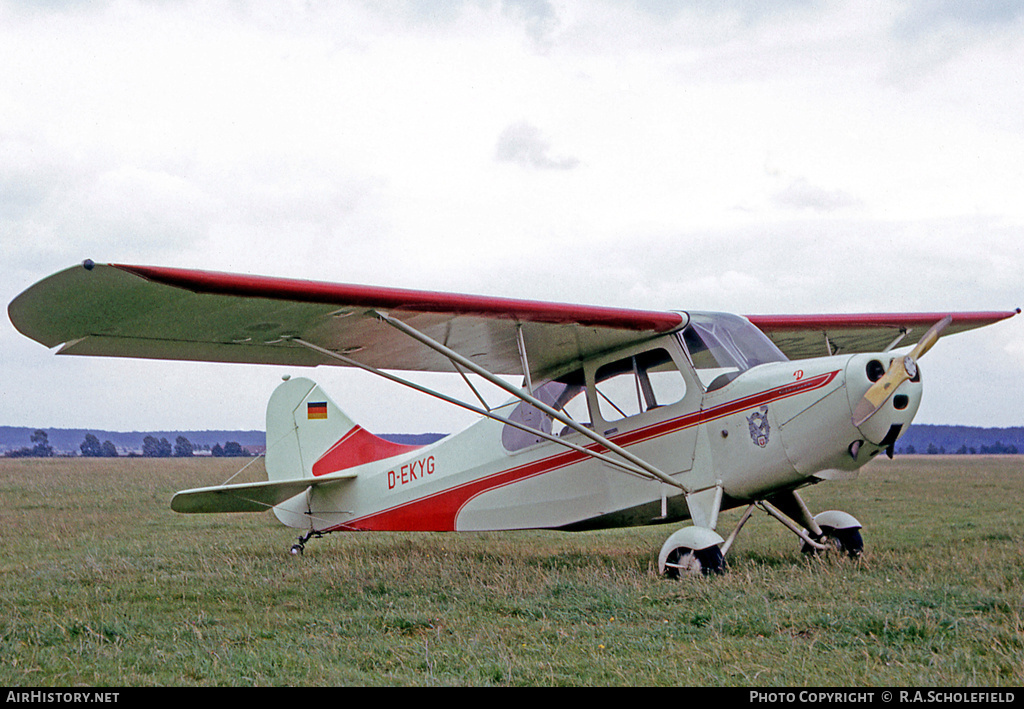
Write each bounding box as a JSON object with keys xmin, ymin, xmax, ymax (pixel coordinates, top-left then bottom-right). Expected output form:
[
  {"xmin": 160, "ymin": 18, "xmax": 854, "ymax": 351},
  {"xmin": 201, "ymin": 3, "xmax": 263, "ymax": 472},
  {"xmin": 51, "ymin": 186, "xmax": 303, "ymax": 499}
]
[
  {"xmin": 594, "ymin": 348, "xmax": 686, "ymax": 423},
  {"xmin": 501, "ymin": 371, "xmax": 591, "ymax": 452}
]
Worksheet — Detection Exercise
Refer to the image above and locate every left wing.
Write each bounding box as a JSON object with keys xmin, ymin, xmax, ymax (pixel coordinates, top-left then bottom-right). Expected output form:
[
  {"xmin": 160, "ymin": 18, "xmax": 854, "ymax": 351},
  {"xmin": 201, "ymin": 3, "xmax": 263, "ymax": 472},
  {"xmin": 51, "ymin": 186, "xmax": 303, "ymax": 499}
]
[
  {"xmin": 8, "ymin": 261, "xmax": 685, "ymax": 378},
  {"xmin": 749, "ymin": 311, "xmax": 1019, "ymax": 360}
]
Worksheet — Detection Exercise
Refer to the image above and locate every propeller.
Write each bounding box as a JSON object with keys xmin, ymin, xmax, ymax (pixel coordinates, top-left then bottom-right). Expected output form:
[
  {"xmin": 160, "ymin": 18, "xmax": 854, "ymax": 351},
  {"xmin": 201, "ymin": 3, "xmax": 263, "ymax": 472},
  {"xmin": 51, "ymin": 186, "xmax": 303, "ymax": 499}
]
[{"xmin": 851, "ymin": 315, "xmax": 952, "ymax": 427}]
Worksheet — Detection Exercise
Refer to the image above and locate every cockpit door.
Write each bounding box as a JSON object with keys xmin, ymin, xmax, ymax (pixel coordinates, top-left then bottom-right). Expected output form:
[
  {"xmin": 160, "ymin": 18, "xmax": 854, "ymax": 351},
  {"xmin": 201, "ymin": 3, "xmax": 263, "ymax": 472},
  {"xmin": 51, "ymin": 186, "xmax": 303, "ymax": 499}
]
[{"xmin": 583, "ymin": 335, "xmax": 702, "ymax": 477}]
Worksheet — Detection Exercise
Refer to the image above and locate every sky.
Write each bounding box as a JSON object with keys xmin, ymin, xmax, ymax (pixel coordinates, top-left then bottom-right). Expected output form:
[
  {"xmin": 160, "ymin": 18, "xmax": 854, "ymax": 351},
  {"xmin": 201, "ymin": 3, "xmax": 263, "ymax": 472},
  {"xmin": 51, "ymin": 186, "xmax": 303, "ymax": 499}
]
[{"xmin": 2, "ymin": 0, "xmax": 1023, "ymax": 436}]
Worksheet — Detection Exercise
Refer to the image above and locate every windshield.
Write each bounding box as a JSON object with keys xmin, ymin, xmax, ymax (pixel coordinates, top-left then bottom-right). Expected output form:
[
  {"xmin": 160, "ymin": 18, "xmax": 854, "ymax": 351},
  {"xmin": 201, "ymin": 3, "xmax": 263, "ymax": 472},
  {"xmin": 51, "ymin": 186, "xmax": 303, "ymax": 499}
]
[{"xmin": 681, "ymin": 312, "xmax": 788, "ymax": 390}]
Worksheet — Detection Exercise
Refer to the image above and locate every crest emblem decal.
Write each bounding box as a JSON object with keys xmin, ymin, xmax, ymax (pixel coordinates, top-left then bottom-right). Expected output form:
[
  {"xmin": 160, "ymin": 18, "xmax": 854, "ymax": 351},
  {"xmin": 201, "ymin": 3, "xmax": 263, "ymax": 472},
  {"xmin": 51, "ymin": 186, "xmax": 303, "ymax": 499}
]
[{"xmin": 747, "ymin": 406, "xmax": 770, "ymax": 448}]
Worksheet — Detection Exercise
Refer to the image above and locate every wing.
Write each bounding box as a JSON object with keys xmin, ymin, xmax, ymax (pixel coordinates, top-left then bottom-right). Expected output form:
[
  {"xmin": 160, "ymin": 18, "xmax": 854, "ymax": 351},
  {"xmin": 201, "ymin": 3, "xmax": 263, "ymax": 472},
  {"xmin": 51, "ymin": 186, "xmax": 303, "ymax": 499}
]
[
  {"xmin": 9, "ymin": 262, "xmax": 685, "ymax": 378},
  {"xmin": 749, "ymin": 311, "xmax": 1019, "ymax": 360}
]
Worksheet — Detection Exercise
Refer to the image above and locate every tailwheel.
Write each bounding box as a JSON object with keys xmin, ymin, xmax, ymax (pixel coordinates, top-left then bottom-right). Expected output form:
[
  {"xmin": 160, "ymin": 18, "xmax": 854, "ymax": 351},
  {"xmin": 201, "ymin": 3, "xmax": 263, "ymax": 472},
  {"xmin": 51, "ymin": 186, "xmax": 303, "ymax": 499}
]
[
  {"xmin": 802, "ymin": 525, "xmax": 864, "ymax": 559},
  {"xmin": 663, "ymin": 545, "xmax": 725, "ymax": 578},
  {"xmin": 289, "ymin": 530, "xmax": 324, "ymax": 556}
]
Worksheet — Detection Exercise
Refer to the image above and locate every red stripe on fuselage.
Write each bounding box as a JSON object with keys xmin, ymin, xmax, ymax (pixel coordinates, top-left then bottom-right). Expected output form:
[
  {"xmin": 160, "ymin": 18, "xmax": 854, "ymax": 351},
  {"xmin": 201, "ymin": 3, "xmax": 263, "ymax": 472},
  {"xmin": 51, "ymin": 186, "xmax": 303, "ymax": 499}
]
[
  {"xmin": 312, "ymin": 426, "xmax": 423, "ymax": 476},
  {"xmin": 326, "ymin": 370, "xmax": 839, "ymax": 532}
]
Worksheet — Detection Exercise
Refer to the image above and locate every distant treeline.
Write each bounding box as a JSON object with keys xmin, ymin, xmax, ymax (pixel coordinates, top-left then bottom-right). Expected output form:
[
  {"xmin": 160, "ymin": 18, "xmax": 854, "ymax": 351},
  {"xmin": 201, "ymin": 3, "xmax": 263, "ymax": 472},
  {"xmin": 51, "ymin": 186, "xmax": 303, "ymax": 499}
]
[
  {"xmin": 895, "ymin": 425, "xmax": 1023, "ymax": 455},
  {"xmin": 0, "ymin": 427, "xmax": 443, "ymax": 458},
  {"xmin": 2, "ymin": 429, "xmax": 259, "ymax": 458},
  {"xmin": 133, "ymin": 435, "xmax": 252, "ymax": 458}
]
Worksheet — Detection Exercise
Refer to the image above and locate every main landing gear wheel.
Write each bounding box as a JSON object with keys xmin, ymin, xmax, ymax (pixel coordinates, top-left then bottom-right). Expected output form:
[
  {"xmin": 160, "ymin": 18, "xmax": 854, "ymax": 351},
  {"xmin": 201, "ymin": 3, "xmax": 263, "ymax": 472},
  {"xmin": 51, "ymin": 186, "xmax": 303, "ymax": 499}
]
[
  {"xmin": 658, "ymin": 526, "xmax": 726, "ymax": 578},
  {"xmin": 797, "ymin": 509, "xmax": 864, "ymax": 559},
  {"xmin": 802, "ymin": 526, "xmax": 864, "ymax": 559},
  {"xmin": 663, "ymin": 545, "xmax": 725, "ymax": 578}
]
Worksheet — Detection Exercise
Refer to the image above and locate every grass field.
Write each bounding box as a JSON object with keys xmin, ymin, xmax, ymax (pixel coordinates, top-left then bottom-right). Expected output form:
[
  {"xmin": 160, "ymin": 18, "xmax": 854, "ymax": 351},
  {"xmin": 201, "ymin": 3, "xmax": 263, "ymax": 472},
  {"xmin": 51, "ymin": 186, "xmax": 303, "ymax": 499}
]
[{"xmin": 1, "ymin": 454, "xmax": 1021, "ymax": 687}]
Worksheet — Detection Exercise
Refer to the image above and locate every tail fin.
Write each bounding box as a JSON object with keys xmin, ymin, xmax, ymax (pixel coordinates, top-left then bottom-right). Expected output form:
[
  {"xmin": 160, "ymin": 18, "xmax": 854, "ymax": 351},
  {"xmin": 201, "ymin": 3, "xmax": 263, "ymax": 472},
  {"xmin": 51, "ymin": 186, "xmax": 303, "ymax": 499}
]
[{"xmin": 265, "ymin": 376, "xmax": 422, "ymax": 482}]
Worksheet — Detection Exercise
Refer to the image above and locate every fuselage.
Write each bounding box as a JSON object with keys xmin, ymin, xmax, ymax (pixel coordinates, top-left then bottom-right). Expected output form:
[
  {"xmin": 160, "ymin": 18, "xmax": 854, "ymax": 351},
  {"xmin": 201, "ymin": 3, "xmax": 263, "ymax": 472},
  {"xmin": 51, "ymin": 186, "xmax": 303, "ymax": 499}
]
[{"xmin": 272, "ymin": 313, "xmax": 924, "ymax": 535}]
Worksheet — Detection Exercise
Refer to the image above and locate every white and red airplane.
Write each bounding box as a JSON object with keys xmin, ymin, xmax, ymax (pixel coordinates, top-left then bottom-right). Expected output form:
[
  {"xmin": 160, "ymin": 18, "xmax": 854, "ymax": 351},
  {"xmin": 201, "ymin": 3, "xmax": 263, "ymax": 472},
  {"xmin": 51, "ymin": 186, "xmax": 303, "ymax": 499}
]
[{"xmin": 9, "ymin": 261, "xmax": 1019, "ymax": 575}]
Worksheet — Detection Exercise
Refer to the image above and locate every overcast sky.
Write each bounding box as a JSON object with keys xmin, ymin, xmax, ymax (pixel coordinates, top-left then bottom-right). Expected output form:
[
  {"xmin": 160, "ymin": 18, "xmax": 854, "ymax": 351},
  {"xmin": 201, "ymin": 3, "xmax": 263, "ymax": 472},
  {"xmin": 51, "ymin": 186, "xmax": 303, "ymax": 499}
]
[{"xmin": 2, "ymin": 0, "xmax": 1022, "ymax": 436}]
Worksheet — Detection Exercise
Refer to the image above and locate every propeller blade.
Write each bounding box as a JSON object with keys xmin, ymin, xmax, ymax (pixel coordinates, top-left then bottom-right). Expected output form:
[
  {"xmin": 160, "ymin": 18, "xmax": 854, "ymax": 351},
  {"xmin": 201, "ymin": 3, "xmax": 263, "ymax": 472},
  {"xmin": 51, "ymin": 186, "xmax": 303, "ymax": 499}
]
[
  {"xmin": 851, "ymin": 315, "xmax": 952, "ymax": 427},
  {"xmin": 908, "ymin": 314, "xmax": 952, "ymax": 360}
]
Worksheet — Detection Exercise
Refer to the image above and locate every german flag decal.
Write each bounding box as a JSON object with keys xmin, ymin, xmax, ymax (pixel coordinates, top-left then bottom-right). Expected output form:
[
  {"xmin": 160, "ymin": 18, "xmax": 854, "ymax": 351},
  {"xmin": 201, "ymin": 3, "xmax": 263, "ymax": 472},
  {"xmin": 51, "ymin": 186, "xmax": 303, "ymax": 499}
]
[{"xmin": 307, "ymin": 402, "xmax": 328, "ymax": 420}]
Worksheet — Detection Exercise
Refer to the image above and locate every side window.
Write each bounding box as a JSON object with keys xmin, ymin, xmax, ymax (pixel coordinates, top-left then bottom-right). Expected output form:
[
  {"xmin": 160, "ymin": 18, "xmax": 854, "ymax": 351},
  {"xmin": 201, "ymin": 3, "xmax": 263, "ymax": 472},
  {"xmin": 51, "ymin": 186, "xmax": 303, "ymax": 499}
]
[
  {"xmin": 501, "ymin": 372, "xmax": 592, "ymax": 452},
  {"xmin": 550, "ymin": 383, "xmax": 591, "ymax": 437},
  {"xmin": 594, "ymin": 348, "xmax": 686, "ymax": 423}
]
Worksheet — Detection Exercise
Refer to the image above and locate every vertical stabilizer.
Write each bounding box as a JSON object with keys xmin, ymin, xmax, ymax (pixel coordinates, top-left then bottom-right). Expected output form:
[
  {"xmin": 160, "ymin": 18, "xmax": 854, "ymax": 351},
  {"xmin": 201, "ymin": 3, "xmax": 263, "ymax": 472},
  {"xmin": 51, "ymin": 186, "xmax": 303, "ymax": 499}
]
[
  {"xmin": 265, "ymin": 376, "xmax": 423, "ymax": 483},
  {"xmin": 265, "ymin": 377, "xmax": 357, "ymax": 482}
]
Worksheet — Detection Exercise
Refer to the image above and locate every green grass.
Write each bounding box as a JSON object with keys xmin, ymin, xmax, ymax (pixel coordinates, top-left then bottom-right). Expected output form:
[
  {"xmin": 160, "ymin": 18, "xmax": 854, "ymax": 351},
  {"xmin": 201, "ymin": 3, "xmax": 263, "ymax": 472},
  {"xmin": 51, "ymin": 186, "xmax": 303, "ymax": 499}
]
[{"xmin": 1, "ymin": 455, "xmax": 1021, "ymax": 686}]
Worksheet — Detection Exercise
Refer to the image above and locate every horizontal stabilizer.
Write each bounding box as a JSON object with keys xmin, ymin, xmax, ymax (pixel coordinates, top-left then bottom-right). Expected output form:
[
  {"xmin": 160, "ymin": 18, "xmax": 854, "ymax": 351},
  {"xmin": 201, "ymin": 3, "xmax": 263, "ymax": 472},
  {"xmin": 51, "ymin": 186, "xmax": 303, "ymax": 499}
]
[{"xmin": 171, "ymin": 471, "xmax": 356, "ymax": 514}]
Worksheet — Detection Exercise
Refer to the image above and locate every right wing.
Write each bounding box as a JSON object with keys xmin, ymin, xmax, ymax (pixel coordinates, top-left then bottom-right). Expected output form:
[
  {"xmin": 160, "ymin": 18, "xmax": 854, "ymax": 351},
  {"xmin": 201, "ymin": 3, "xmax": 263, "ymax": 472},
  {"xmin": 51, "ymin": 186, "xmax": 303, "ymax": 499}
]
[{"xmin": 11, "ymin": 262, "xmax": 1017, "ymax": 373}]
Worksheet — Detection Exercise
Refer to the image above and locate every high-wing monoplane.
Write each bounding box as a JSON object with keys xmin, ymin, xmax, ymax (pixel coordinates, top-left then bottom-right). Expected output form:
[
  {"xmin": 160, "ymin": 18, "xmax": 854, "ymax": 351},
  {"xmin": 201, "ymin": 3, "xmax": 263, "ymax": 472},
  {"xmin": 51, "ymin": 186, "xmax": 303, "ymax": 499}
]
[{"xmin": 9, "ymin": 261, "xmax": 1019, "ymax": 575}]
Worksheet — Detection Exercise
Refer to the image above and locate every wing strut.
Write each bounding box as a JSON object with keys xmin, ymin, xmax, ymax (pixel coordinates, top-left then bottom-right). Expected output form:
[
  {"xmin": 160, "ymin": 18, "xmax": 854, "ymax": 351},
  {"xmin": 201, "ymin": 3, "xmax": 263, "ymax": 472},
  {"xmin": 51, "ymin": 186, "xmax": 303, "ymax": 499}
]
[
  {"xmin": 882, "ymin": 328, "xmax": 909, "ymax": 353},
  {"xmin": 290, "ymin": 336, "xmax": 682, "ymax": 489},
  {"xmin": 370, "ymin": 311, "xmax": 688, "ymax": 492},
  {"xmin": 516, "ymin": 323, "xmax": 533, "ymax": 394}
]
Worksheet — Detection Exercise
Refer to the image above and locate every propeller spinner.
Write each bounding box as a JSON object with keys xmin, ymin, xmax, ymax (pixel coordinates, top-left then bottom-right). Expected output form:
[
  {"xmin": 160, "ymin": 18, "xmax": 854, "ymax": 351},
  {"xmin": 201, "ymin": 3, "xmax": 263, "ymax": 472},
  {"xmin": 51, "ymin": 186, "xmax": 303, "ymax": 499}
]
[{"xmin": 851, "ymin": 315, "xmax": 952, "ymax": 427}]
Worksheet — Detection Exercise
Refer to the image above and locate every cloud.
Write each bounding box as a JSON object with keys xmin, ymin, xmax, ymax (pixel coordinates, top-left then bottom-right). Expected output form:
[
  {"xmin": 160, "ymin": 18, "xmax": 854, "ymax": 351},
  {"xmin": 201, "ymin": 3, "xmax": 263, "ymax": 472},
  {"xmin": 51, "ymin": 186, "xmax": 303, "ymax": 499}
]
[
  {"xmin": 2, "ymin": 0, "xmax": 1023, "ymax": 430},
  {"xmin": 501, "ymin": 0, "xmax": 559, "ymax": 47},
  {"xmin": 896, "ymin": 0, "xmax": 1024, "ymax": 35},
  {"xmin": 494, "ymin": 120, "xmax": 581, "ymax": 170},
  {"xmin": 773, "ymin": 177, "xmax": 863, "ymax": 213}
]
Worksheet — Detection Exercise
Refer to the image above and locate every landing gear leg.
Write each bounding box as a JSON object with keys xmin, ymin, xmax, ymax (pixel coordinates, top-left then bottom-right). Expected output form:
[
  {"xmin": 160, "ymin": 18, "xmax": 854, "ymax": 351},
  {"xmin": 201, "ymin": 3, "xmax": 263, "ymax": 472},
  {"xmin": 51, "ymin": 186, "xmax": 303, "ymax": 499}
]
[
  {"xmin": 659, "ymin": 485, "xmax": 727, "ymax": 579},
  {"xmin": 761, "ymin": 492, "xmax": 863, "ymax": 559}
]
